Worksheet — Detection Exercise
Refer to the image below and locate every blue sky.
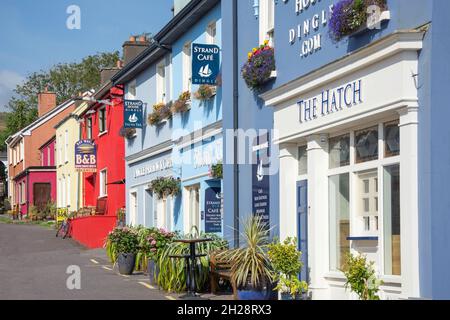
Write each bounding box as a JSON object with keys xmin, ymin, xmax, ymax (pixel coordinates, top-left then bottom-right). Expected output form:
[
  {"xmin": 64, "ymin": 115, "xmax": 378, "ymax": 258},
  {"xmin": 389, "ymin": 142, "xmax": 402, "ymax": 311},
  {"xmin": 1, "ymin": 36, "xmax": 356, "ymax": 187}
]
[{"xmin": 0, "ymin": 0, "xmax": 174, "ymax": 111}]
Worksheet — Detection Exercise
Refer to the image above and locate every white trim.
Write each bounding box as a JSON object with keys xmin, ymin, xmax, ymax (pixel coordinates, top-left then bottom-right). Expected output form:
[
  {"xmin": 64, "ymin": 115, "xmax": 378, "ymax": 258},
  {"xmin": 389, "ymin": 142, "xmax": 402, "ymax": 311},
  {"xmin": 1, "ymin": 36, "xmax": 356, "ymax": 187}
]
[
  {"xmin": 176, "ymin": 128, "xmax": 222, "ymax": 149},
  {"xmin": 126, "ymin": 146, "xmax": 173, "ymax": 166},
  {"xmin": 261, "ymin": 31, "xmax": 424, "ymax": 106},
  {"xmin": 181, "ymin": 172, "xmax": 209, "ymax": 183}
]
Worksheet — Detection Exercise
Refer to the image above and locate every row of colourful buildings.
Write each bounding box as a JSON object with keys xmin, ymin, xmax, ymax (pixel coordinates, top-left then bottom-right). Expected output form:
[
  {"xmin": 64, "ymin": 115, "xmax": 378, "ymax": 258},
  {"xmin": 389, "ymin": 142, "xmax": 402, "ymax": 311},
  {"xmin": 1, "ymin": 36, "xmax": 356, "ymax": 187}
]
[{"xmin": 5, "ymin": 0, "xmax": 450, "ymax": 300}]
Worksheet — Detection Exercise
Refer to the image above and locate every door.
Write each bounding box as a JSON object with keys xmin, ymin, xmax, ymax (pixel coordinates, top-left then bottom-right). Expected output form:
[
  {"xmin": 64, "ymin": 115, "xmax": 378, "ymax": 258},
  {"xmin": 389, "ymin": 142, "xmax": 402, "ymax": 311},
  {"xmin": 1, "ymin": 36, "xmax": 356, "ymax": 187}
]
[
  {"xmin": 297, "ymin": 180, "xmax": 309, "ymax": 283},
  {"xmin": 33, "ymin": 183, "xmax": 51, "ymax": 211},
  {"xmin": 130, "ymin": 192, "xmax": 137, "ymax": 226},
  {"xmin": 186, "ymin": 185, "xmax": 200, "ymax": 234}
]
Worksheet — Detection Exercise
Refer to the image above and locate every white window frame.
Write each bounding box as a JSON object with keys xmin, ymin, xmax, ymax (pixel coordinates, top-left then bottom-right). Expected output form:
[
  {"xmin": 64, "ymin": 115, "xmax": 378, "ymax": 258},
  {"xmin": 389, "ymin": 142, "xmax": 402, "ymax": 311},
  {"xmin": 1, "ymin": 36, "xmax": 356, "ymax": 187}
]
[
  {"xmin": 206, "ymin": 21, "xmax": 217, "ymax": 45},
  {"xmin": 129, "ymin": 190, "xmax": 138, "ymax": 227},
  {"xmin": 98, "ymin": 107, "xmax": 107, "ymax": 135},
  {"xmin": 64, "ymin": 130, "xmax": 68, "ymax": 163},
  {"xmin": 62, "ymin": 175, "xmax": 66, "ymax": 207},
  {"xmin": 87, "ymin": 117, "xmax": 93, "ymax": 140},
  {"xmin": 183, "ymin": 184, "xmax": 201, "ymax": 234},
  {"xmin": 259, "ymin": 0, "xmax": 275, "ymax": 45},
  {"xmin": 182, "ymin": 42, "xmax": 192, "ymax": 92},
  {"xmin": 47, "ymin": 146, "xmax": 51, "ymax": 166},
  {"xmin": 100, "ymin": 169, "xmax": 108, "ymax": 197},
  {"xmin": 67, "ymin": 175, "xmax": 71, "ymax": 208},
  {"xmin": 326, "ymin": 118, "xmax": 401, "ymax": 279},
  {"xmin": 58, "ymin": 135, "xmax": 63, "ymax": 166},
  {"xmin": 20, "ymin": 140, "xmax": 24, "ymax": 161},
  {"xmin": 156, "ymin": 59, "xmax": 167, "ymax": 103}
]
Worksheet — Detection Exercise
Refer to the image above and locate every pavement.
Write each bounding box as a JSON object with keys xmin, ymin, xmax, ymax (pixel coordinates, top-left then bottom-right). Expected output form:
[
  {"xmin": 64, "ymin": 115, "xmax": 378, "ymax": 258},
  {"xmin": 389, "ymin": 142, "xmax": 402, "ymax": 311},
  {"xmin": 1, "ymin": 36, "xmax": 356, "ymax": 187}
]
[{"xmin": 0, "ymin": 218, "xmax": 233, "ymax": 300}]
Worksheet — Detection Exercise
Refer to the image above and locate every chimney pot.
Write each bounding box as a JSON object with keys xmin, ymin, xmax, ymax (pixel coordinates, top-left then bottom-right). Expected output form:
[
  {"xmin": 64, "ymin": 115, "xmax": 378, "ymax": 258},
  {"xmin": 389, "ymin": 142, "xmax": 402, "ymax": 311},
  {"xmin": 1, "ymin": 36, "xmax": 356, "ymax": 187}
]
[{"xmin": 129, "ymin": 35, "xmax": 136, "ymax": 42}]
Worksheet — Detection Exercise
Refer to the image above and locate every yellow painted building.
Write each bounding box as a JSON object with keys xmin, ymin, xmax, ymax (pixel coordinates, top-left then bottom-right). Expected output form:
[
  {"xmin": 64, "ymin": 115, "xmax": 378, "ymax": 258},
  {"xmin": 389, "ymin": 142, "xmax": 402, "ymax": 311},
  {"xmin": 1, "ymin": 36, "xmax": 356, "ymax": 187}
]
[{"xmin": 55, "ymin": 101, "xmax": 89, "ymax": 212}]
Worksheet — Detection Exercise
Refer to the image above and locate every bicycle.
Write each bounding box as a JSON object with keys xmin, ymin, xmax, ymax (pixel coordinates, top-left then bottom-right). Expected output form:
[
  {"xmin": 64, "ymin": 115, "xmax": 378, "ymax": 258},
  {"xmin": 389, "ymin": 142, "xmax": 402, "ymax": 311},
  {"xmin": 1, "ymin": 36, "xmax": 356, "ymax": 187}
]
[{"xmin": 55, "ymin": 208, "xmax": 72, "ymax": 239}]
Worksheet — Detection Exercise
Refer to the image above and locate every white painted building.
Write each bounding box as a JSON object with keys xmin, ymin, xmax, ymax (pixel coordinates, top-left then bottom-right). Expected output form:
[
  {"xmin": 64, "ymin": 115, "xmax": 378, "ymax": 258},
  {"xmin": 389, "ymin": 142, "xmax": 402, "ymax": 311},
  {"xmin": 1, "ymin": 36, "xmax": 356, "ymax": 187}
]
[{"xmin": 261, "ymin": 31, "xmax": 423, "ymax": 300}]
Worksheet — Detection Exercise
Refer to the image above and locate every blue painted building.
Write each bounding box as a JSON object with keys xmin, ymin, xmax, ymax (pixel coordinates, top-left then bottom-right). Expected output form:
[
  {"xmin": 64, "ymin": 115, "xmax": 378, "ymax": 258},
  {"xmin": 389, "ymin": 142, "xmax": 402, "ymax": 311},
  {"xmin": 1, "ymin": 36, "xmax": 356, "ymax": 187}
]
[
  {"xmin": 113, "ymin": 0, "xmax": 222, "ymax": 235},
  {"xmin": 221, "ymin": 0, "xmax": 450, "ymax": 300}
]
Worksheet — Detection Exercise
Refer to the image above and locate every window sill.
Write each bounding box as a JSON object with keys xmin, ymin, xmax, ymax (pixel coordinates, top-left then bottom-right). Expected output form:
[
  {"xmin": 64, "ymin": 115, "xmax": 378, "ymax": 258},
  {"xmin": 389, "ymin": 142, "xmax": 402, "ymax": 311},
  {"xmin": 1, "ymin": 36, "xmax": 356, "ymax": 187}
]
[
  {"xmin": 98, "ymin": 131, "xmax": 108, "ymax": 138},
  {"xmin": 99, "ymin": 195, "xmax": 108, "ymax": 199}
]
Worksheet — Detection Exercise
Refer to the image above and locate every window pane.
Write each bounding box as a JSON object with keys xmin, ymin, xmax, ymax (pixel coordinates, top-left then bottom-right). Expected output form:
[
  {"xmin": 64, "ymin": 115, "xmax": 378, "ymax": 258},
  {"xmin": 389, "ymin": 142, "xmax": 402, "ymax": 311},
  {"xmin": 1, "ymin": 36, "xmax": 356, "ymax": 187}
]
[
  {"xmin": 356, "ymin": 170, "xmax": 378, "ymax": 234},
  {"xmin": 298, "ymin": 146, "xmax": 308, "ymax": 175},
  {"xmin": 384, "ymin": 165, "xmax": 401, "ymax": 276},
  {"xmin": 355, "ymin": 127, "xmax": 378, "ymax": 163},
  {"xmin": 329, "ymin": 135, "xmax": 350, "ymax": 169},
  {"xmin": 329, "ymin": 173, "xmax": 350, "ymax": 271},
  {"xmin": 385, "ymin": 121, "xmax": 400, "ymax": 157}
]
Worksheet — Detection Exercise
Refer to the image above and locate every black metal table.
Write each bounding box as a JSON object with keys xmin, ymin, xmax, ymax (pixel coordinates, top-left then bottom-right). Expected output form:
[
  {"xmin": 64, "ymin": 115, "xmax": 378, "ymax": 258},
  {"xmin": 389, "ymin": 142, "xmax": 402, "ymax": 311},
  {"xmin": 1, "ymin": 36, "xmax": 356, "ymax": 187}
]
[{"xmin": 172, "ymin": 238, "xmax": 212, "ymax": 298}]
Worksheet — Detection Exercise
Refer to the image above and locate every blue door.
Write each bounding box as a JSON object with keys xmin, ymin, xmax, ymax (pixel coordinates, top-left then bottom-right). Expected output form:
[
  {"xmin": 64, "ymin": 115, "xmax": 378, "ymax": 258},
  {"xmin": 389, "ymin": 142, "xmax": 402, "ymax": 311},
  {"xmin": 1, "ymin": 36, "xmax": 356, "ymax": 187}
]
[{"xmin": 297, "ymin": 180, "xmax": 309, "ymax": 283}]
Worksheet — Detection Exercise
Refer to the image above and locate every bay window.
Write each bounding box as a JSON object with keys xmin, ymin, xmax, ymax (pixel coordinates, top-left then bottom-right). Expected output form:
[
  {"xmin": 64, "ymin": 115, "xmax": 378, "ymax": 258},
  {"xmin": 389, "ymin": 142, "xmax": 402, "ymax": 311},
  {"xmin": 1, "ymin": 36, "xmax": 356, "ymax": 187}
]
[{"xmin": 328, "ymin": 120, "xmax": 401, "ymax": 276}]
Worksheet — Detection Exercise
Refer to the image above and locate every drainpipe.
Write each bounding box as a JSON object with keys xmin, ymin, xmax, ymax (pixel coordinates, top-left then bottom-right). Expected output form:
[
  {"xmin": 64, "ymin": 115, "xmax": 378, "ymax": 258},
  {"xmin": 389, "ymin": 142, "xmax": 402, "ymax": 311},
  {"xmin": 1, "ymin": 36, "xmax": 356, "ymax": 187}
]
[{"xmin": 232, "ymin": 0, "xmax": 240, "ymax": 248}]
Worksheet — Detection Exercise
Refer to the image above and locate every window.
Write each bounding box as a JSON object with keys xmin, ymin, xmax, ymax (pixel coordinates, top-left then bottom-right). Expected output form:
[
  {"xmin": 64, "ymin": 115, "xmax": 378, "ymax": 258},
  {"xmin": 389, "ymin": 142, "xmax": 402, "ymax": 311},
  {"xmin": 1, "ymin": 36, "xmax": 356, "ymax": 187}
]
[
  {"xmin": 67, "ymin": 175, "xmax": 71, "ymax": 208},
  {"xmin": 329, "ymin": 173, "xmax": 350, "ymax": 271},
  {"xmin": 99, "ymin": 108, "xmax": 107, "ymax": 134},
  {"xmin": 47, "ymin": 146, "xmax": 51, "ymax": 166},
  {"xmin": 183, "ymin": 42, "xmax": 192, "ymax": 92},
  {"xmin": 62, "ymin": 176, "xmax": 66, "ymax": 207},
  {"xmin": 385, "ymin": 121, "xmax": 400, "ymax": 157},
  {"xmin": 298, "ymin": 145, "xmax": 308, "ymax": 175},
  {"xmin": 100, "ymin": 169, "xmax": 107, "ymax": 197},
  {"xmin": 357, "ymin": 170, "xmax": 379, "ymax": 233},
  {"xmin": 329, "ymin": 134, "xmax": 350, "ymax": 169},
  {"xmin": 64, "ymin": 130, "xmax": 68, "ymax": 163},
  {"xmin": 206, "ymin": 21, "xmax": 217, "ymax": 45},
  {"xmin": 259, "ymin": 0, "xmax": 275, "ymax": 45},
  {"xmin": 327, "ymin": 120, "xmax": 402, "ymax": 276},
  {"xmin": 384, "ymin": 165, "xmax": 401, "ymax": 276},
  {"xmin": 58, "ymin": 135, "xmax": 63, "ymax": 166},
  {"xmin": 355, "ymin": 126, "xmax": 379, "ymax": 163},
  {"xmin": 21, "ymin": 182, "xmax": 26, "ymax": 204},
  {"xmin": 186, "ymin": 185, "xmax": 200, "ymax": 233},
  {"xmin": 156, "ymin": 60, "xmax": 166, "ymax": 103},
  {"xmin": 130, "ymin": 192, "xmax": 137, "ymax": 227},
  {"xmin": 128, "ymin": 80, "xmax": 137, "ymax": 99},
  {"xmin": 20, "ymin": 140, "xmax": 24, "ymax": 161},
  {"xmin": 87, "ymin": 117, "xmax": 93, "ymax": 140}
]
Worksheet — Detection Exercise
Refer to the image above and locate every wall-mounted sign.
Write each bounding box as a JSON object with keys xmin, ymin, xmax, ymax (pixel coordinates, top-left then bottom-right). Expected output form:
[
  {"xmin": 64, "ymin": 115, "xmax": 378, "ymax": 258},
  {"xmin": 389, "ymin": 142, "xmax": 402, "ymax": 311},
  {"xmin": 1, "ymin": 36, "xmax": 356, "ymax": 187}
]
[
  {"xmin": 134, "ymin": 158, "xmax": 173, "ymax": 179},
  {"xmin": 252, "ymin": 133, "xmax": 270, "ymax": 227},
  {"xmin": 204, "ymin": 187, "xmax": 222, "ymax": 233},
  {"xmin": 75, "ymin": 140, "xmax": 97, "ymax": 172},
  {"xmin": 298, "ymin": 79, "xmax": 362, "ymax": 123},
  {"xmin": 124, "ymin": 100, "xmax": 144, "ymax": 128},
  {"xmin": 192, "ymin": 43, "xmax": 220, "ymax": 85},
  {"xmin": 193, "ymin": 139, "xmax": 223, "ymax": 169}
]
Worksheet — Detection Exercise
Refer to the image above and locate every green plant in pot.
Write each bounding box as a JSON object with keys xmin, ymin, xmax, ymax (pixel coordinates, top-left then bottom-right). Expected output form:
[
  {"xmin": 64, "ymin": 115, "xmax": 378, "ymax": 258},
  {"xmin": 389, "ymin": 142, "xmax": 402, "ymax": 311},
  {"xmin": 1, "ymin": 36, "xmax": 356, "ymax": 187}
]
[
  {"xmin": 218, "ymin": 215, "xmax": 274, "ymax": 300},
  {"xmin": 105, "ymin": 227, "xmax": 139, "ymax": 275},
  {"xmin": 268, "ymin": 237, "xmax": 308, "ymax": 300},
  {"xmin": 343, "ymin": 253, "xmax": 383, "ymax": 300}
]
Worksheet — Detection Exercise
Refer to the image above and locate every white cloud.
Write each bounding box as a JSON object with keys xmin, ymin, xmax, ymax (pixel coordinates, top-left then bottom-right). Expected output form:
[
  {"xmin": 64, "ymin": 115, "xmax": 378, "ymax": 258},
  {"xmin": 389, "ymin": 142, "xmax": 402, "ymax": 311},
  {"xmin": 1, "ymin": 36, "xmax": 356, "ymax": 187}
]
[{"xmin": 0, "ymin": 70, "xmax": 24, "ymax": 112}]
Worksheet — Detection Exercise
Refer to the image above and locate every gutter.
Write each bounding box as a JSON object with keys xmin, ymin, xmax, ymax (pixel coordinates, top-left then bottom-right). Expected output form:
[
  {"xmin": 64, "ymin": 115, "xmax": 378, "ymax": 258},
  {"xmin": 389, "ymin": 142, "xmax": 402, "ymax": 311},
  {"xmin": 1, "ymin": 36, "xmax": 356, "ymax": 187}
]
[{"xmin": 232, "ymin": 0, "xmax": 240, "ymax": 248}]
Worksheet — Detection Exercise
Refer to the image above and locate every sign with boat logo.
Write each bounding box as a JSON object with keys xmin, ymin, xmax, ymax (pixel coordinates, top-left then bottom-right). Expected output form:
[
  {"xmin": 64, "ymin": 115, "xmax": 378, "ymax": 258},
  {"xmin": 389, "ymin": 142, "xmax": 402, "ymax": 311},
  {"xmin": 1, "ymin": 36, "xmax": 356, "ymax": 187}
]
[
  {"xmin": 124, "ymin": 100, "xmax": 144, "ymax": 128},
  {"xmin": 75, "ymin": 140, "xmax": 97, "ymax": 172},
  {"xmin": 192, "ymin": 43, "xmax": 220, "ymax": 85}
]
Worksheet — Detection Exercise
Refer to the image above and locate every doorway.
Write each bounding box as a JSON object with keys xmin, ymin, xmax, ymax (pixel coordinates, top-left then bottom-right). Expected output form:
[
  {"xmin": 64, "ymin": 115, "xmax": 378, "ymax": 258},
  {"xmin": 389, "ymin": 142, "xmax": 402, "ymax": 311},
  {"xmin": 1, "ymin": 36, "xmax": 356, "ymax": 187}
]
[
  {"xmin": 33, "ymin": 183, "xmax": 51, "ymax": 211},
  {"xmin": 297, "ymin": 180, "xmax": 309, "ymax": 283}
]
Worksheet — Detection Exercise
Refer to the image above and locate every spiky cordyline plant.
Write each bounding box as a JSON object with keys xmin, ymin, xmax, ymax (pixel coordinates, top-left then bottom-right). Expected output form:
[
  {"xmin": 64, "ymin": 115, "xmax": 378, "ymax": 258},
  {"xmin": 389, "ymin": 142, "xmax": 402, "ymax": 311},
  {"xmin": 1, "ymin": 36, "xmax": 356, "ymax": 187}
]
[{"xmin": 218, "ymin": 215, "xmax": 274, "ymax": 289}]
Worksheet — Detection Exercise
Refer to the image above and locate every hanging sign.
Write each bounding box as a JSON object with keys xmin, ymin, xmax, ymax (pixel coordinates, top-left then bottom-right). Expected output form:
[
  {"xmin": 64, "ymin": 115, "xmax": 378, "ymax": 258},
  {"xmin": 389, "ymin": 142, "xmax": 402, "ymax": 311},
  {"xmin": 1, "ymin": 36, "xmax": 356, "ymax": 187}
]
[
  {"xmin": 75, "ymin": 140, "xmax": 97, "ymax": 172},
  {"xmin": 252, "ymin": 133, "xmax": 271, "ymax": 228},
  {"xmin": 192, "ymin": 43, "xmax": 220, "ymax": 85},
  {"xmin": 204, "ymin": 187, "xmax": 222, "ymax": 233},
  {"xmin": 124, "ymin": 100, "xmax": 144, "ymax": 128}
]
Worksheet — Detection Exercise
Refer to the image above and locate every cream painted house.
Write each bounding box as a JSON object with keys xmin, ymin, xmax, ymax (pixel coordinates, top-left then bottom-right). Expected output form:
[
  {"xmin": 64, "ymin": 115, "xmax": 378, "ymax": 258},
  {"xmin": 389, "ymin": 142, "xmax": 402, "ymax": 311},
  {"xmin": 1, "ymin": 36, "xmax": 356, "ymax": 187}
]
[{"xmin": 55, "ymin": 101, "xmax": 89, "ymax": 212}]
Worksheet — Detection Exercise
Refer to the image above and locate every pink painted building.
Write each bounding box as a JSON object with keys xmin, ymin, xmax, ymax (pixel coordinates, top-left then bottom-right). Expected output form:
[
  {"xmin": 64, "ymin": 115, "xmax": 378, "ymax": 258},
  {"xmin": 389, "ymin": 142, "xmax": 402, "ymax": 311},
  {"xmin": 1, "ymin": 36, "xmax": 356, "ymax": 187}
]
[{"xmin": 13, "ymin": 136, "xmax": 57, "ymax": 215}]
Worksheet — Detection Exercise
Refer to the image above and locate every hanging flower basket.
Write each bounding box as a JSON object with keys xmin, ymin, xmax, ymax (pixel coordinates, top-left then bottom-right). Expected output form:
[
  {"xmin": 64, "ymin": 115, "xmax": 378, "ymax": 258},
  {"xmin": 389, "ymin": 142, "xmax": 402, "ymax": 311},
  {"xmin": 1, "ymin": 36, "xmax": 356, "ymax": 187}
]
[
  {"xmin": 241, "ymin": 40, "xmax": 276, "ymax": 91},
  {"xmin": 119, "ymin": 127, "xmax": 137, "ymax": 139},
  {"xmin": 148, "ymin": 177, "xmax": 181, "ymax": 199},
  {"xmin": 194, "ymin": 85, "xmax": 217, "ymax": 101},
  {"xmin": 209, "ymin": 162, "xmax": 223, "ymax": 180},
  {"xmin": 148, "ymin": 102, "xmax": 173, "ymax": 126},
  {"xmin": 171, "ymin": 91, "xmax": 191, "ymax": 114},
  {"xmin": 329, "ymin": 0, "xmax": 389, "ymax": 42}
]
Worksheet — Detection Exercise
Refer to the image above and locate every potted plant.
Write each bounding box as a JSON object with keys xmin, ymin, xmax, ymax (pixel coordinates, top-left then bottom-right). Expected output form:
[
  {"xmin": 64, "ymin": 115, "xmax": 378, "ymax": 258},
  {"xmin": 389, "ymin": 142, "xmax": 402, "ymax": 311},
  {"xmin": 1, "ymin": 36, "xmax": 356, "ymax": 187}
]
[
  {"xmin": 241, "ymin": 40, "xmax": 276, "ymax": 91},
  {"xmin": 218, "ymin": 215, "xmax": 274, "ymax": 300},
  {"xmin": 342, "ymin": 253, "xmax": 383, "ymax": 300},
  {"xmin": 119, "ymin": 127, "xmax": 137, "ymax": 139},
  {"xmin": 148, "ymin": 102, "xmax": 172, "ymax": 126},
  {"xmin": 209, "ymin": 162, "xmax": 223, "ymax": 179},
  {"xmin": 106, "ymin": 227, "xmax": 139, "ymax": 275},
  {"xmin": 268, "ymin": 237, "xmax": 308, "ymax": 300},
  {"xmin": 171, "ymin": 91, "xmax": 191, "ymax": 114},
  {"xmin": 145, "ymin": 228, "xmax": 176, "ymax": 285},
  {"xmin": 329, "ymin": 0, "xmax": 389, "ymax": 42},
  {"xmin": 194, "ymin": 85, "xmax": 216, "ymax": 101},
  {"xmin": 148, "ymin": 177, "xmax": 181, "ymax": 199}
]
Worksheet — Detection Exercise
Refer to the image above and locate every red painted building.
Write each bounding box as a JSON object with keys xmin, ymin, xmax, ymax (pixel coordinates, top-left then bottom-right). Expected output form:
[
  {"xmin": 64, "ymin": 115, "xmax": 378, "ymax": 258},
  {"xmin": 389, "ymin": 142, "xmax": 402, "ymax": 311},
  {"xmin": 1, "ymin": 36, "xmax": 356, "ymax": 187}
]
[{"xmin": 70, "ymin": 71, "xmax": 126, "ymax": 249}]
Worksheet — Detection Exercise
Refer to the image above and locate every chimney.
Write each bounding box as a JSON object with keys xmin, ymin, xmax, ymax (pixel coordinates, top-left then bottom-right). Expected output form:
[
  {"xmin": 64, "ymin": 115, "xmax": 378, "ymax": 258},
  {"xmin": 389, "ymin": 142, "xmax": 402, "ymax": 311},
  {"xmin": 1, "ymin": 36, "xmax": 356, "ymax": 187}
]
[
  {"xmin": 122, "ymin": 35, "xmax": 150, "ymax": 66},
  {"xmin": 38, "ymin": 87, "xmax": 57, "ymax": 117}
]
